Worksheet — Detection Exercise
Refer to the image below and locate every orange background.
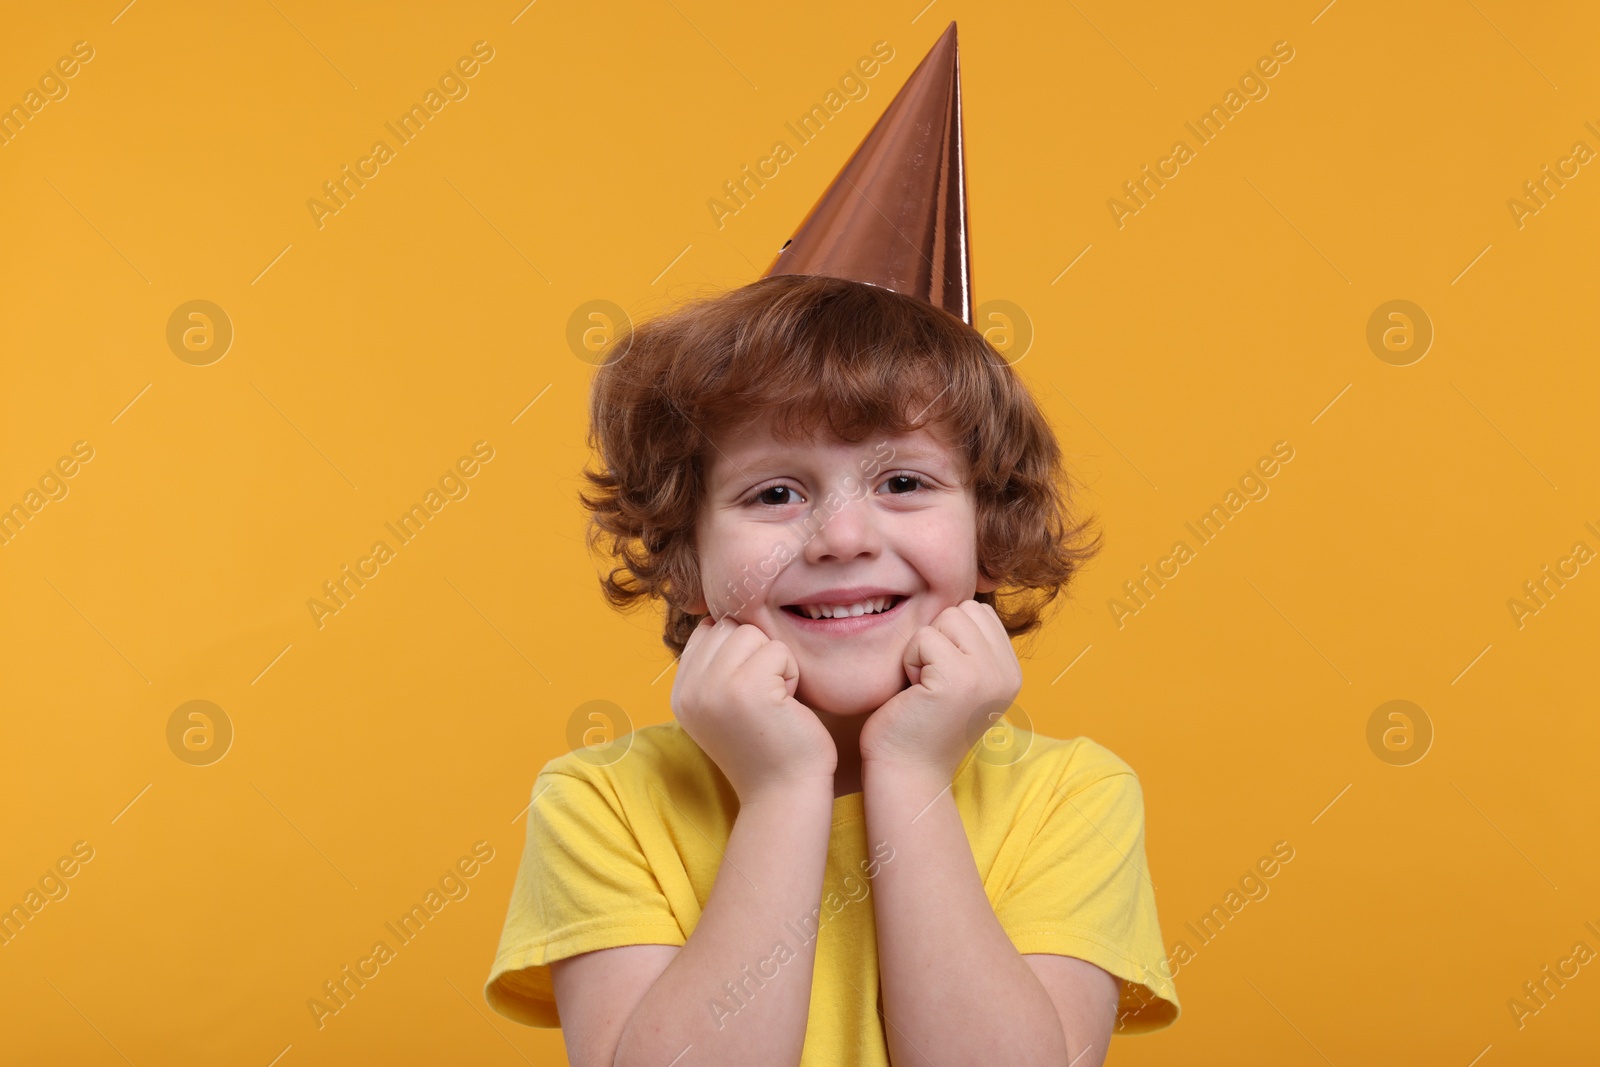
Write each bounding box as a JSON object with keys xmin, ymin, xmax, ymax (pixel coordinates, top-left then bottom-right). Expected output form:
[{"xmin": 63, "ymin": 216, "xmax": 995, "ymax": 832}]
[{"xmin": 3, "ymin": 1, "xmax": 1597, "ymax": 1063}]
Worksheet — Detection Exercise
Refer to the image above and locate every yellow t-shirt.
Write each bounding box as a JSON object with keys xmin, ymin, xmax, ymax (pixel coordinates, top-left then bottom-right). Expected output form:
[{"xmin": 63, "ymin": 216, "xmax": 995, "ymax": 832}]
[{"xmin": 484, "ymin": 721, "xmax": 1179, "ymax": 1060}]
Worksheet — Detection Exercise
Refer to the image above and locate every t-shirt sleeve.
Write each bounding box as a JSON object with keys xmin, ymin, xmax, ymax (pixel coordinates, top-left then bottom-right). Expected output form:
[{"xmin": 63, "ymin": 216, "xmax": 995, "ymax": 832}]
[
  {"xmin": 483, "ymin": 767, "xmax": 687, "ymax": 1028},
  {"xmin": 993, "ymin": 766, "xmax": 1180, "ymax": 1034}
]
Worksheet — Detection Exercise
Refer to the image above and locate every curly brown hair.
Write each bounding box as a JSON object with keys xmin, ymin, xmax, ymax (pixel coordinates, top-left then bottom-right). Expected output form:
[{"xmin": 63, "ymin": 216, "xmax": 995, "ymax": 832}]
[{"xmin": 577, "ymin": 273, "xmax": 1103, "ymax": 657}]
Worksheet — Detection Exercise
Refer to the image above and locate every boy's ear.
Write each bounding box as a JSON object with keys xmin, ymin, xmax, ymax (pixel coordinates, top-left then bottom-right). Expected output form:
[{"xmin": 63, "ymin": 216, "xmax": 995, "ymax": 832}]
[
  {"xmin": 975, "ymin": 570, "xmax": 999, "ymax": 595},
  {"xmin": 683, "ymin": 591, "xmax": 709, "ymax": 615}
]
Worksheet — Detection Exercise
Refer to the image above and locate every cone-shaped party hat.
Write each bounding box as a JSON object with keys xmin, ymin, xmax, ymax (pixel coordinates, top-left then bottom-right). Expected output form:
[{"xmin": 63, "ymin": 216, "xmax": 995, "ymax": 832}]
[{"xmin": 763, "ymin": 22, "xmax": 972, "ymax": 324}]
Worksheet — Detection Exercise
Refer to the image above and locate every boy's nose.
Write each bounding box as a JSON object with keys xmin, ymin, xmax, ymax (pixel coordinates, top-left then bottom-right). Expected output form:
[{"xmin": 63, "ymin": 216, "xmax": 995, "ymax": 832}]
[{"xmin": 797, "ymin": 488, "xmax": 881, "ymax": 564}]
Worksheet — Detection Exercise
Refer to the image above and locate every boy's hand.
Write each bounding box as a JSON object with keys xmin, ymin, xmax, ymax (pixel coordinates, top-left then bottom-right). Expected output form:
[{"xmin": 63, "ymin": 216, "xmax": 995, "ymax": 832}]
[
  {"xmin": 670, "ymin": 616, "xmax": 838, "ymax": 804},
  {"xmin": 858, "ymin": 600, "xmax": 1023, "ymax": 785}
]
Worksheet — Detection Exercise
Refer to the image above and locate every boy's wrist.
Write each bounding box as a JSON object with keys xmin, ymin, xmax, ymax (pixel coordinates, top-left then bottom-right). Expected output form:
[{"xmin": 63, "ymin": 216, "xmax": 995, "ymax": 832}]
[
  {"xmin": 860, "ymin": 756, "xmax": 953, "ymax": 796},
  {"xmin": 736, "ymin": 773, "xmax": 836, "ymax": 809}
]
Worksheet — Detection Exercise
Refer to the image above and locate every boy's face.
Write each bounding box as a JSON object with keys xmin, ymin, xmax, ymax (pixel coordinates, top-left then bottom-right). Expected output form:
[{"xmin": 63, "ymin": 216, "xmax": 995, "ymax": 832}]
[{"xmin": 690, "ymin": 419, "xmax": 998, "ymax": 717}]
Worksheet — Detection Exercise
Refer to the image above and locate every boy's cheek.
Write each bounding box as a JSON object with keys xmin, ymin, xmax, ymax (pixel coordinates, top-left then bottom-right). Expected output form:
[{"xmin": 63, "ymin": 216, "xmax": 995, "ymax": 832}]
[{"xmin": 717, "ymin": 606, "xmax": 775, "ymax": 638}]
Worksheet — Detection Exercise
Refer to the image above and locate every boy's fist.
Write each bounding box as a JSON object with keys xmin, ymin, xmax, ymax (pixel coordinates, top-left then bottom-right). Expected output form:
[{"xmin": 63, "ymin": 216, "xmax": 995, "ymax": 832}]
[
  {"xmin": 859, "ymin": 600, "xmax": 1023, "ymax": 785},
  {"xmin": 670, "ymin": 616, "xmax": 838, "ymax": 804}
]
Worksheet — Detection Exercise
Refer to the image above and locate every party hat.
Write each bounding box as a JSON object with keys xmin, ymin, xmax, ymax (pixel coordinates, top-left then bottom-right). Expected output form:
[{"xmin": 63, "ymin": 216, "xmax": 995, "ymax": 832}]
[{"xmin": 763, "ymin": 22, "xmax": 973, "ymax": 324}]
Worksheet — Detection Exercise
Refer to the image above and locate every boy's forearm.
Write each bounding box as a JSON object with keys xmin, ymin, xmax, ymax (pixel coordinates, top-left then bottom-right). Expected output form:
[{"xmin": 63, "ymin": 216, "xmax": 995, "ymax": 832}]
[
  {"xmin": 613, "ymin": 780, "xmax": 834, "ymax": 1067},
  {"xmin": 863, "ymin": 760, "xmax": 1072, "ymax": 1067}
]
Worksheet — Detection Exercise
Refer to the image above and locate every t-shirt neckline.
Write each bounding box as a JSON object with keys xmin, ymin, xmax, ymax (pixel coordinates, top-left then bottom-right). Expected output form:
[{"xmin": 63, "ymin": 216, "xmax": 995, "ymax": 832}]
[{"xmin": 832, "ymin": 790, "xmax": 864, "ymax": 825}]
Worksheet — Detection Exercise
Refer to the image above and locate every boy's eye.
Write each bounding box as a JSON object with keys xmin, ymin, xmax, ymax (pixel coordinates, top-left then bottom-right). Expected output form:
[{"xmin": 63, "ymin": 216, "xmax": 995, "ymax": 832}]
[
  {"xmin": 884, "ymin": 474, "xmax": 925, "ymax": 494},
  {"xmin": 754, "ymin": 485, "xmax": 799, "ymax": 506},
  {"xmin": 745, "ymin": 476, "xmax": 928, "ymax": 508}
]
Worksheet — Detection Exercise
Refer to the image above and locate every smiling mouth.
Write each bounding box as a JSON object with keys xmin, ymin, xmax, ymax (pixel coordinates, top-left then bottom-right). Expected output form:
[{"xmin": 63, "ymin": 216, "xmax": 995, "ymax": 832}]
[{"xmin": 781, "ymin": 595, "xmax": 907, "ymax": 621}]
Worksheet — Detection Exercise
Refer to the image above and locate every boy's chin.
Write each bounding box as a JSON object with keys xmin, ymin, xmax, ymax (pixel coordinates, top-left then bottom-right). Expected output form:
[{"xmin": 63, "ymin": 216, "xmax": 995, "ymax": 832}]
[{"xmin": 797, "ymin": 672, "xmax": 910, "ymax": 719}]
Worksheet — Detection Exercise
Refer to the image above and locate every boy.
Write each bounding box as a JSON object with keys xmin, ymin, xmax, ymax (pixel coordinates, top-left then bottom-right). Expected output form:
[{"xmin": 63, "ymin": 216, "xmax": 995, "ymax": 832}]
[{"xmin": 484, "ymin": 23, "xmax": 1179, "ymax": 1066}]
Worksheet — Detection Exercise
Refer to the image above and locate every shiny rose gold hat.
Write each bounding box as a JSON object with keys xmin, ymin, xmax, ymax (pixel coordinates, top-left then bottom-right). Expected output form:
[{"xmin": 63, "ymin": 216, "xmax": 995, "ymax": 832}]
[{"xmin": 762, "ymin": 21, "xmax": 973, "ymax": 324}]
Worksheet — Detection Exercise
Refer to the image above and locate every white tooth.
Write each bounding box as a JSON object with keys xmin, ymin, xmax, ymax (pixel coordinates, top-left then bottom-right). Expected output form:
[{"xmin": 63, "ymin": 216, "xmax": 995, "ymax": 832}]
[{"xmin": 800, "ymin": 598, "xmax": 897, "ymax": 619}]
